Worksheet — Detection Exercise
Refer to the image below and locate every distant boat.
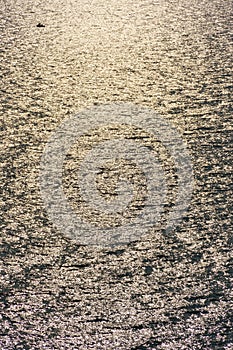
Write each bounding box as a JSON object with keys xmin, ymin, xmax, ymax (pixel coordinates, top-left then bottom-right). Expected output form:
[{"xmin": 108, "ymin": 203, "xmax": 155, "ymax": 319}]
[{"xmin": 36, "ymin": 23, "xmax": 45, "ymax": 28}]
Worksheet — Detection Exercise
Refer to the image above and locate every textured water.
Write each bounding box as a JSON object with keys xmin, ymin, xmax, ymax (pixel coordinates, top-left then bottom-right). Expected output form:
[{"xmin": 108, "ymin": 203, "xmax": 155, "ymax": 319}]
[{"xmin": 0, "ymin": 0, "xmax": 232, "ymax": 349}]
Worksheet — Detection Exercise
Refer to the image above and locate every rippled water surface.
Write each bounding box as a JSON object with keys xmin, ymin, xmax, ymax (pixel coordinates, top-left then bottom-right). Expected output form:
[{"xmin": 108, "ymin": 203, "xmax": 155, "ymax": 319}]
[{"xmin": 0, "ymin": 0, "xmax": 232, "ymax": 349}]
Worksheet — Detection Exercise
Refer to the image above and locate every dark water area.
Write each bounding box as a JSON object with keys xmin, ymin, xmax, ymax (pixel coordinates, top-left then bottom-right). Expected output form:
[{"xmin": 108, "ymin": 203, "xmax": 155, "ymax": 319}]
[{"xmin": 0, "ymin": 0, "xmax": 232, "ymax": 349}]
